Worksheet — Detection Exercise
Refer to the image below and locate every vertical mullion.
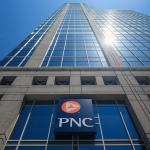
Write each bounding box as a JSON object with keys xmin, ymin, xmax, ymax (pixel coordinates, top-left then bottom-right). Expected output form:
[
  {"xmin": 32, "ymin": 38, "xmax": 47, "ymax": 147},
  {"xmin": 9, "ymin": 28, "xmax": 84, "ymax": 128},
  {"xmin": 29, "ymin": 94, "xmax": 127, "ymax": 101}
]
[
  {"xmin": 46, "ymin": 19, "xmax": 65, "ymax": 67},
  {"xmin": 97, "ymin": 113, "xmax": 106, "ymax": 150},
  {"xmin": 74, "ymin": 15, "xmax": 77, "ymax": 67},
  {"xmin": 73, "ymin": 11, "xmax": 75, "ymax": 67},
  {"xmin": 84, "ymin": 39, "xmax": 89, "ymax": 67},
  {"xmin": 45, "ymin": 106, "xmax": 54, "ymax": 150},
  {"xmin": 120, "ymin": 112, "xmax": 136, "ymax": 150},
  {"xmin": 116, "ymin": 102, "xmax": 136, "ymax": 150},
  {"xmin": 15, "ymin": 102, "xmax": 34, "ymax": 150},
  {"xmin": 61, "ymin": 12, "xmax": 71, "ymax": 67},
  {"xmin": 96, "ymin": 102, "xmax": 106, "ymax": 150}
]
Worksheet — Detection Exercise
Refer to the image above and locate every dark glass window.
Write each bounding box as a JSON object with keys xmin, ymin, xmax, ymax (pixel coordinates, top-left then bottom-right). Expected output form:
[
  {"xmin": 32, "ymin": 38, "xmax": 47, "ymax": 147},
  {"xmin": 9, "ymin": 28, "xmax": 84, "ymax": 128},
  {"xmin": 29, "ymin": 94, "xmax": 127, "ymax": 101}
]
[
  {"xmin": 4, "ymin": 146, "xmax": 16, "ymax": 150},
  {"xmin": 0, "ymin": 76, "xmax": 16, "ymax": 85},
  {"xmin": 103, "ymin": 76, "xmax": 120, "ymax": 85},
  {"xmin": 118, "ymin": 105, "xmax": 139, "ymax": 139},
  {"xmin": 96, "ymin": 105, "xmax": 128, "ymax": 139},
  {"xmin": 32, "ymin": 76, "xmax": 48, "ymax": 85},
  {"xmin": 81, "ymin": 76, "xmax": 96, "ymax": 85},
  {"xmin": 55, "ymin": 76, "xmax": 70, "ymax": 85},
  {"xmin": 135, "ymin": 76, "xmax": 150, "ymax": 85},
  {"xmin": 10, "ymin": 105, "xmax": 32, "ymax": 140},
  {"xmin": 22, "ymin": 105, "xmax": 54, "ymax": 140}
]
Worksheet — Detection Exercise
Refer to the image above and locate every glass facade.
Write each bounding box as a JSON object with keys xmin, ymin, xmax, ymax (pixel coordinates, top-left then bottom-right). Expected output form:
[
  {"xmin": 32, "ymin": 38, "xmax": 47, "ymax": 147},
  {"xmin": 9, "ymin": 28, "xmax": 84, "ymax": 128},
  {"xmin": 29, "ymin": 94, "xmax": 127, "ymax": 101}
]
[
  {"xmin": 0, "ymin": 3, "xmax": 150, "ymax": 67},
  {"xmin": 41, "ymin": 4, "xmax": 108, "ymax": 67},
  {"xmin": 4, "ymin": 102, "xmax": 143, "ymax": 150},
  {"xmin": 86, "ymin": 4, "xmax": 150, "ymax": 67}
]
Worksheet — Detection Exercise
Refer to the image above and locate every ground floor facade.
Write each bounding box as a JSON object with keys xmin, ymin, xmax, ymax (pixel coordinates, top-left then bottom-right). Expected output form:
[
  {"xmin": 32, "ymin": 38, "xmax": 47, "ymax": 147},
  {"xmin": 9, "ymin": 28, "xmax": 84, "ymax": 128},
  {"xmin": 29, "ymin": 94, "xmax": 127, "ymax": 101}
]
[{"xmin": 0, "ymin": 68, "xmax": 150, "ymax": 150}]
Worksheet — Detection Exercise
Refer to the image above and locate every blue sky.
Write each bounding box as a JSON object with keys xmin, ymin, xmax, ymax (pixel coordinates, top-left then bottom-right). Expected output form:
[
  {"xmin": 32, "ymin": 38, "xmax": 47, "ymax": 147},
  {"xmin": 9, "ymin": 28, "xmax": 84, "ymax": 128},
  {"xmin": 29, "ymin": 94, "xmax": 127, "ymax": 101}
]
[{"xmin": 0, "ymin": 0, "xmax": 150, "ymax": 60}]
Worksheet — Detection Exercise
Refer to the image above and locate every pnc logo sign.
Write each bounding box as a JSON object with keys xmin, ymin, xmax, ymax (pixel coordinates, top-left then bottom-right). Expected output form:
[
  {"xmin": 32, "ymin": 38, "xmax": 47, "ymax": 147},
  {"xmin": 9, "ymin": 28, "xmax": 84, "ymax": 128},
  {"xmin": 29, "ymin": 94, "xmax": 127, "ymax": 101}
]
[
  {"xmin": 54, "ymin": 99, "xmax": 96, "ymax": 137},
  {"xmin": 61, "ymin": 101, "xmax": 80, "ymax": 114}
]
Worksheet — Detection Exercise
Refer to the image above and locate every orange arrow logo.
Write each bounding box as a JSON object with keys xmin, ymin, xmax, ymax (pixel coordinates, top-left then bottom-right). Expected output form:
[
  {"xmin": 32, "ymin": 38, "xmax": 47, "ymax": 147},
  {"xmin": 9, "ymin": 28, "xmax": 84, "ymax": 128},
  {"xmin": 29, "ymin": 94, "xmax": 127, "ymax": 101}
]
[{"xmin": 61, "ymin": 101, "xmax": 80, "ymax": 114}]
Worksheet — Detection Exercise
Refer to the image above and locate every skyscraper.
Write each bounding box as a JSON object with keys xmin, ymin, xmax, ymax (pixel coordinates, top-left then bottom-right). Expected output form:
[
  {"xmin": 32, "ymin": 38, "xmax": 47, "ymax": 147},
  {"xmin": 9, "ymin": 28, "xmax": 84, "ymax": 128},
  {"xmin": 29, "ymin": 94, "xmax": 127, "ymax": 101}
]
[{"xmin": 0, "ymin": 3, "xmax": 150, "ymax": 150}]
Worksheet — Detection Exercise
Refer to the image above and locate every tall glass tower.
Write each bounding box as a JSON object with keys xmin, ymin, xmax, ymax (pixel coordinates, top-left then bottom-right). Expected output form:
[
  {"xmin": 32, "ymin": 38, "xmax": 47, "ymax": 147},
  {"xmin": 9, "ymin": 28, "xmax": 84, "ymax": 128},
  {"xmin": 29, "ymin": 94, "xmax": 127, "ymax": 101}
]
[
  {"xmin": 1, "ymin": 3, "xmax": 150, "ymax": 68},
  {"xmin": 0, "ymin": 3, "xmax": 150, "ymax": 150}
]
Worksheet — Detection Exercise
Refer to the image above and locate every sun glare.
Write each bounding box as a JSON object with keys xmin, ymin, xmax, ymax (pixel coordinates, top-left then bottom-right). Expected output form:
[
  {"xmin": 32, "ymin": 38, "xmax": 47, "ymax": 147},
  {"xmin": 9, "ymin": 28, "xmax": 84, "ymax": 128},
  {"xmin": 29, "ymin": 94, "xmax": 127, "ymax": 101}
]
[{"xmin": 104, "ymin": 31, "xmax": 116, "ymax": 46}]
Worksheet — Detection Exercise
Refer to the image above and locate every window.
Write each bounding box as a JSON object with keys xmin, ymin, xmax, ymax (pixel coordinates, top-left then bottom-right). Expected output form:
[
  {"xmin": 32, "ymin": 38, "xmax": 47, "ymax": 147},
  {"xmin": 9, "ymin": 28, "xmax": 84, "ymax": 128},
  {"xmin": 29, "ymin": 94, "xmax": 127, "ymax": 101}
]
[
  {"xmin": 0, "ymin": 76, "xmax": 16, "ymax": 85},
  {"xmin": 103, "ymin": 76, "xmax": 120, "ymax": 85},
  {"xmin": 135, "ymin": 76, "xmax": 150, "ymax": 85},
  {"xmin": 55, "ymin": 76, "xmax": 70, "ymax": 85},
  {"xmin": 81, "ymin": 76, "xmax": 96, "ymax": 85},
  {"xmin": 32, "ymin": 76, "xmax": 48, "ymax": 85},
  {"xmin": 5, "ymin": 101, "xmax": 143, "ymax": 150}
]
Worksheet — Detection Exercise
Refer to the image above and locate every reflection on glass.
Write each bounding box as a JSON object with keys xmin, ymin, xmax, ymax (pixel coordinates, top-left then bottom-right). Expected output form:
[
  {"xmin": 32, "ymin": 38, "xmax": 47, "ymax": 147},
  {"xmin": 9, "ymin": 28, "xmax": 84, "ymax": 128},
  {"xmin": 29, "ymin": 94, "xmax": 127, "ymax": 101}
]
[{"xmin": 104, "ymin": 30, "xmax": 116, "ymax": 46}]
